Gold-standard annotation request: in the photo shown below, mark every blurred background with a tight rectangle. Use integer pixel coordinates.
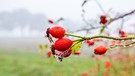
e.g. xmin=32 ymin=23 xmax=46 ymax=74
xmin=0 ymin=0 xmax=135 ymax=50
xmin=0 ymin=0 xmax=135 ymax=76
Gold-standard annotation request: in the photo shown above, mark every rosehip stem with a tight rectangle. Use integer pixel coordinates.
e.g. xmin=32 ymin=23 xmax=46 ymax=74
xmin=86 ymin=35 xmax=135 ymax=40
xmin=71 ymin=40 xmax=82 ymax=48
xmin=66 ymin=33 xmax=135 ymax=41
xmin=66 ymin=33 xmax=85 ymax=39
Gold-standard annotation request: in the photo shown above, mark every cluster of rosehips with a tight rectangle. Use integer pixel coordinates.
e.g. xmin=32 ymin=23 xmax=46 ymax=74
xmin=100 ymin=15 xmax=108 ymax=24
xmin=46 ymin=25 xmax=108 ymax=61
xmin=46 ymin=25 xmax=73 ymax=61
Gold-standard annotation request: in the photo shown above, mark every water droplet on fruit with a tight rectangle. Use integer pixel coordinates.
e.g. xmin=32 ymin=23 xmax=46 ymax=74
xmin=54 ymin=55 xmax=63 ymax=62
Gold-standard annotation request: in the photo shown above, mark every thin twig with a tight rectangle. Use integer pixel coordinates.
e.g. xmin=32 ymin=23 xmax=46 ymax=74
xmin=110 ymin=41 xmax=135 ymax=48
xmin=108 ymin=10 xmax=135 ymax=25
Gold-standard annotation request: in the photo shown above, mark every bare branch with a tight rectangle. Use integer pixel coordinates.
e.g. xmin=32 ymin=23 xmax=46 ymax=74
xmin=70 ymin=26 xmax=101 ymax=33
xmin=110 ymin=41 xmax=135 ymax=48
xmin=108 ymin=10 xmax=135 ymax=24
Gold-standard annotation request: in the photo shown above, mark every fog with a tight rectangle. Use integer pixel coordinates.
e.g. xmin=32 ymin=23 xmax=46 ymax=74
xmin=0 ymin=0 xmax=135 ymax=37
xmin=0 ymin=9 xmax=84 ymax=37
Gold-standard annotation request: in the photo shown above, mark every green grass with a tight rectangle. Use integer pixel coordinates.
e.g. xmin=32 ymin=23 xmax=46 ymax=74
xmin=1 ymin=48 xmax=135 ymax=76
xmin=0 ymin=49 xmax=96 ymax=76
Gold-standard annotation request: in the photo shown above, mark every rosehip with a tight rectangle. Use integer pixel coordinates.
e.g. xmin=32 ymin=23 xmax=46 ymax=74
xmin=100 ymin=19 xmax=108 ymax=24
xmin=85 ymin=40 xmax=94 ymax=46
xmin=105 ymin=60 xmax=112 ymax=69
xmin=100 ymin=15 xmax=108 ymax=24
xmin=55 ymin=49 xmax=72 ymax=58
xmin=121 ymin=34 xmax=128 ymax=38
xmin=119 ymin=29 xmax=128 ymax=38
xmin=48 ymin=19 xmax=54 ymax=24
xmin=100 ymin=15 xmax=107 ymax=20
xmin=94 ymin=45 xmax=107 ymax=55
xmin=54 ymin=38 xmax=73 ymax=51
xmin=74 ymin=51 xmax=80 ymax=55
xmin=49 ymin=26 xmax=65 ymax=38
xmin=82 ymin=71 xmax=89 ymax=76
xmin=119 ymin=29 xmax=125 ymax=35
xmin=47 ymin=51 xmax=52 ymax=57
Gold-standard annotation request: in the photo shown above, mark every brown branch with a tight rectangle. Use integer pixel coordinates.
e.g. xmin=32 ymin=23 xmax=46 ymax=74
xmin=108 ymin=10 xmax=135 ymax=24
xmin=82 ymin=0 xmax=87 ymax=6
xmin=70 ymin=26 xmax=101 ymax=33
xmin=75 ymin=9 xmax=135 ymax=33
xmin=77 ymin=0 xmax=135 ymax=33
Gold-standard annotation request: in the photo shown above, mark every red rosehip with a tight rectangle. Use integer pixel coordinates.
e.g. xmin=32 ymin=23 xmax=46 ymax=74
xmin=74 ymin=51 xmax=80 ymax=55
xmin=55 ymin=49 xmax=72 ymax=58
xmin=48 ymin=19 xmax=54 ymax=24
xmin=85 ymin=40 xmax=95 ymax=46
xmin=49 ymin=26 xmax=65 ymax=38
xmin=119 ymin=29 xmax=125 ymax=35
xmin=82 ymin=71 xmax=89 ymax=76
xmin=100 ymin=19 xmax=108 ymax=24
xmin=47 ymin=51 xmax=52 ymax=57
xmin=100 ymin=15 xmax=107 ymax=20
xmin=105 ymin=60 xmax=112 ymax=69
xmin=94 ymin=45 xmax=108 ymax=55
xmin=100 ymin=15 xmax=108 ymax=24
xmin=54 ymin=38 xmax=73 ymax=51
xmin=120 ymin=34 xmax=128 ymax=38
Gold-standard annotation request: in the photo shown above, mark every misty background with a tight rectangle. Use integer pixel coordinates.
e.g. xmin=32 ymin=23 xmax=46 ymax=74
xmin=0 ymin=9 xmax=83 ymax=37
xmin=0 ymin=0 xmax=135 ymax=38
xmin=0 ymin=0 xmax=135 ymax=51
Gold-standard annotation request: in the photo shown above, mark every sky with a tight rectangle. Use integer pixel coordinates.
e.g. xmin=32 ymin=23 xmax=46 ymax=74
xmin=0 ymin=0 xmax=135 ymax=21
